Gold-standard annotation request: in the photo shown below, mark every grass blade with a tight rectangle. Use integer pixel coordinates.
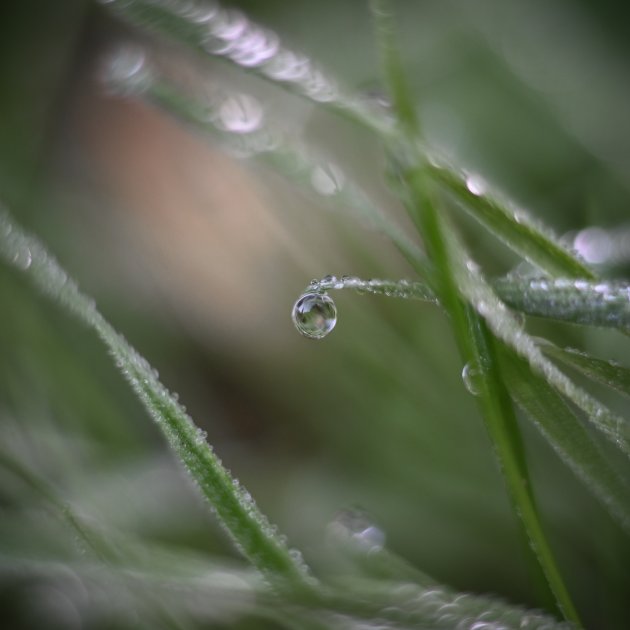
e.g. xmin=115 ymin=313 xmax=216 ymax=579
xmin=432 ymin=164 xmax=596 ymax=279
xmin=498 ymin=346 xmax=630 ymax=534
xmin=540 ymin=343 xmax=630 ymax=398
xmin=404 ymin=169 xmax=579 ymax=623
xmin=494 ymin=276 xmax=630 ymax=332
xmin=451 ymin=249 xmax=630 ymax=459
xmin=0 ymin=205 xmax=314 ymax=589
xmin=100 ymin=0 xmax=393 ymax=137
xmin=370 ymin=1 xmax=579 ymax=618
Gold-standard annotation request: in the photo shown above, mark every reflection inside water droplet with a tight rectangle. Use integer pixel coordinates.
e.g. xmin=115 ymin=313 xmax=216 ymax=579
xmin=292 ymin=292 xmax=337 ymax=339
xmin=462 ymin=362 xmax=482 ymax=396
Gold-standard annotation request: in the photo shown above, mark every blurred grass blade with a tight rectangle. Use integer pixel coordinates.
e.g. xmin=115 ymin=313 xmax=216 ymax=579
xmin=328 ymin=578 xmax=571 ymax=630
xmin=100 ymin=0 xmax=393 ymax=137
xmin=495 ymin=276 xmax=630 ymax=332
xmin=432 ymin=165 xmax=596 ymax=279
xmin=498 ymin=346 xmax=630 ymax=534
xmin=541 ymin=343 xmax=630 ymax=398
xmin=369 ymin=0 xmax=419 ymax=136
xmin=0 ymin=205 xmax=314 ymax=588
xmin=104 ymin=57 xmax=429 ymax=277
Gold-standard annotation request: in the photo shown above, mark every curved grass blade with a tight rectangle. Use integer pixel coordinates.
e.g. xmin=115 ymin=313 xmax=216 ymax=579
xmin=497 ymin=346 xmax=630 ymax=534
xmin=0 ymin=206 xmax=314 ymax=589
xmin=540 ymin=343 xmax=630 ymax=398
xmin=431 ymin=164 xmax=596 ymax=279
xmin=309 ymin=274 xmax=630 ymax=334
xmin=99 ymin=0 xmax=394 ymax=137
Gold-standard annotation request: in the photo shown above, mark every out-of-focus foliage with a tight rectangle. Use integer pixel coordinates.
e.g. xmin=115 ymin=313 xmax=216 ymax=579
xmin=1 ymin=1 xmax=630 ymax=628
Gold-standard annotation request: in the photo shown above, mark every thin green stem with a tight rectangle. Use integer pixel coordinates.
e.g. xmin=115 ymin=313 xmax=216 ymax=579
xmin=370 ymin=1 xmax=580 ymax=621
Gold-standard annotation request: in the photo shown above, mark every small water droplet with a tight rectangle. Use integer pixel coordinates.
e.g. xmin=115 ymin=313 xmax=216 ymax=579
xmin=327 ymin=508 xmax=386 ymax=553
xmin=12 ymin=246 xmax=32 ymax=270
xmin=573 ymin=227 xmax=612 ymax=264
xmin=217 ymin=94 xmax=263 ymax=134
xmin=292 ymin=292 xmax=337 ymax=340
xmin=462 ymin=362 xmax=482 ymax=396
xmin=465 ymin=174 xmax=486 ymax=196
xmin=311 ymin=163 xmax=345 ymax=196
xmin=102 ymin=45 xmax=151 ymax=95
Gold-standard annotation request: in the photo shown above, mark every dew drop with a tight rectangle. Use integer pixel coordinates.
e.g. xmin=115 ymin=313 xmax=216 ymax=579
xmin=217 ymin=93 xmax=263 ymax=134
xmin=465 ymin=174 xmax=487 ymax=196
xmin=327 ymin=508 xmax=386 ymax=553
xmin=462 ymin=362 xmax=482 ymax=396
xmin=12 ymin=246 xmax=32 ymax=270
xmin=311 ymin=163 xmax=345 ymax=196
xmin=102 ymin=45 xmax=150 ymax=95
xmin=291 ymin=292 xmax=337 ymax=340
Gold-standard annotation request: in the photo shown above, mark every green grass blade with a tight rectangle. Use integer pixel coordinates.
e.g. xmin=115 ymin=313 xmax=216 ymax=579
xmin=323 ymin=577 xmax=571 ymax=629
xmin=0 ymin=206 xmax=314 ymax=589
xmin=100 ymin=0 xmax=393 ymax=138
xmin=369 ymin=0 xmax=419 ymax=136
xmin=494 ymin=276 xmax=630 ymax=332
xmin=541 ymin=343 xmax=630 ymax=398
xmin=432 ymin=164 xmax=596 ymax=279
xmin=498 ymin=346 xmax=630 ymax=534
xmin=309 ymin=274 xmax=630 ymax=334
xmin=371 ymin=0 xmax=579 ymax=617
xmin=453 ymin=254 xmax=630 ymax=459
xmin=403 ymin=169 xmax=579 ymax=623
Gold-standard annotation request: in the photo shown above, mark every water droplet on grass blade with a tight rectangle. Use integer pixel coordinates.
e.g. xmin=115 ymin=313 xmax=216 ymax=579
xmin=292 ymin=292 xmax=337 ymax=339
xmin=217 ymin=94 xmax=263 ymax=134
xmin=462 ymin=362 xmax=482 ymax=396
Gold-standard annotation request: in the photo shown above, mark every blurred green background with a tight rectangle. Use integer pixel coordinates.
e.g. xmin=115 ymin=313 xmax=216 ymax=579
xmin=1 ymin=0 xmax=630 ymax=628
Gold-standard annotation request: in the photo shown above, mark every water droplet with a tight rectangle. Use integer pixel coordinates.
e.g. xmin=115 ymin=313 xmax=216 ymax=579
xmin=217 ymin=94 xmax=263 ymax=134
xmin=102 ymin=45 xmax=151 ymax=95
xmin=311 ymin=163 xmax=345 ymax=196
xmin=573 ymin=227 xmax=612 ymax=264
xmin=462 ymin=362 xmax=482 ymax=396
xmin=292 ymin=292 xmax=337 ymax=340
xmin=465 ymin=174 xmax=487 ymax=196
xmin=327 ymin=508 xmax=386 ymax=553
xmin=12 ymin=246 xmax=32 ymax=270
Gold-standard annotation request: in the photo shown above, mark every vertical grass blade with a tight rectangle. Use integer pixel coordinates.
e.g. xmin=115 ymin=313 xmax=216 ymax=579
xmin=370 ymin=1 xmax=580 ymax=620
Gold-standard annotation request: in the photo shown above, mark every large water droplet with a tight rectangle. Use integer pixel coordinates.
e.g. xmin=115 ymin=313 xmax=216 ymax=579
xmin=292 ymin=292 xmax=337 ymax=340
xmin=462 ymin=362 xmax=482 ymax=396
